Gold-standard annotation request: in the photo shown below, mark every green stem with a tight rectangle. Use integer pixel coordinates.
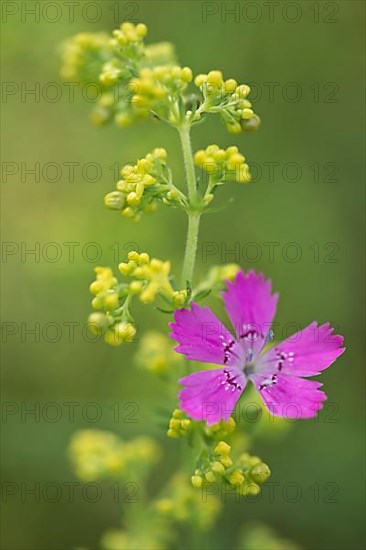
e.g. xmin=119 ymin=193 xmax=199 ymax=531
xmin=178 ymin=125 xmax=202 ymax=288
xmin=181 ymin=211 xmax=201 ymax=287
xmin=178 ymin=125 xmax=198 ymax=204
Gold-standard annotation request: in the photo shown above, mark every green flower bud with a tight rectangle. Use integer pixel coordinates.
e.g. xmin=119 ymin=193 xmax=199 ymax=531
xmin=88 ymin=312 xmax=109 ymax=334
xmin=241 ymin=114 xmax=261 ymax=132
xmin=250 ymin=462 xmax=271 ymax=484
xmin=104 ymin=191 xmax=125 ymax=210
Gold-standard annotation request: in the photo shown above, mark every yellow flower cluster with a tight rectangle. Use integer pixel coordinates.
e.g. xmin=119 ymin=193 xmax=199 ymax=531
xmin=131 ymin=65 xmax=193 ymax=116
xmin=167 ymin=409 xmax=191 ymax=438
xmin=88 ymin=266 xmax=136 ymax=346
xmin=68 ymin=430 xmax=123 ymax=480
xmin=60 ymin=32 xmax=110 ymax=82
xmin=194 ymin=144 xmax=251 ymax=184
xmin=99 ymin=23 xmax=148 ymax=86
xmin=119 ymin=251 xmax=187 ymax=306
xmin=105 ymin=148 xmax=180 ymax=222
xmin=111 ymin=21 xmax=147 ymax=48
xmin=195 ymin=70 xmax=240 ymax=95
xmin=154 ymin=473 xmax=222 ymax=531
xmin=194 ymin=70 xmax=260 ymax=133
xmin=191 ymin=441 xmax=270 ymax=496
xmin=204 ymin=417 xmax=236 ymax=439
xmin=89 ymin=267 xmax=119 ymax=310
xmin=135 ymin=331 xmax=183 ymax=375
xmin=103 ymin=322 xmax=136 ymax=346
xmin=69 ymin=430 xmax=160 ymax=482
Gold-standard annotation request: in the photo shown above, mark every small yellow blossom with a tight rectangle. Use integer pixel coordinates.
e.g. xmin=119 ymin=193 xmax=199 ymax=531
xmin=194 ymin=144 xmax=251 ymax=184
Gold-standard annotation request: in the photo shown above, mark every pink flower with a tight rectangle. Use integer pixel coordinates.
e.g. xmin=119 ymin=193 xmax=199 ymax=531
xmin=170 ymin=271 xmax=345 ymax=425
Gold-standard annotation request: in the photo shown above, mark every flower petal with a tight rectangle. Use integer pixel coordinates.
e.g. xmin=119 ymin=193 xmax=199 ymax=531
xmin=222 ymin=270 xmax=278 ymax=360
xmin=257 ymin=322 xmax=345 ymax=377
xmin=251 ymin=373 xmax=327 ymax=418
xmin=170 ymin=302 xmax=244 ymax=367
xmin=179 ymin=367 xmax=246 ymax=424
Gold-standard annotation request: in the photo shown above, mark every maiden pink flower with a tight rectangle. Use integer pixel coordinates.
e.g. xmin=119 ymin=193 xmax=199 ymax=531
xmin=170 ymin=271 xmax=345 ymax=425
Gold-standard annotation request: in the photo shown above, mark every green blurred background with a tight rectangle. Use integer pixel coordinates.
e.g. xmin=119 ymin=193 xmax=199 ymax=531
xmin=1 ymin=1 xmax=365 ymax=549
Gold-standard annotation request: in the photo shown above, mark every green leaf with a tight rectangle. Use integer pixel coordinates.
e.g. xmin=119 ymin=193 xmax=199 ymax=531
xmin=193 ymin=288 xmax=212 ymax=302
xmin=154 ymin=306 xmax=174 ymax=314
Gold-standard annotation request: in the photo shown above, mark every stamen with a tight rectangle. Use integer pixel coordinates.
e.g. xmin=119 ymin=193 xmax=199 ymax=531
xmin=223 ymin=369 xmax=242 ymax=391
xmin=259 ymin=374 xmax=277 ymax=391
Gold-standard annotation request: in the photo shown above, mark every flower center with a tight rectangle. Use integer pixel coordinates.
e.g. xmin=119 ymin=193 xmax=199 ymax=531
xmin=243 ymin=363 xmax=255 ymax=376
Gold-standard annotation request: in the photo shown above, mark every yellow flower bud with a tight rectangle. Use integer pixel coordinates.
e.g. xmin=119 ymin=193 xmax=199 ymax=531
xmin=191 ymin=475 xmax=203 ymax=489
xmin=229 ymin=152 xmax=245 ymax=165
xmin=205 ymin=471 xmax=216 ymax=483
xmin=138 ymin=252 xmax=150 ymax=265
xmin=207 ymin=70 xmax=223 ymax=86
xmin=194 ymin=150 xmax=206 ymax=166
xmin=136 ymin=23 xmax=147 ymax=37
xmin=224 ymin=79 xmax=237 ymax=93
xmin=141 ymin=174 xmax=156 ymax=186
xmin=169 ymin=419 xmax=181 ymax=430
xmin=89 ymin=280 xmax=105 ymax=295
xmin=211 ymin=461 xmax=226 ymax=475
xmin=220 ymin=456 xmax=233 ymax=468
xmin=227 ymin=122 xmax=242 ymax=134
xmin=140 ymin=288 xmax=156 ymax=303
xmin=241 ymin=482 xmax=260 ymax=497
xmin=226 ymin=146 xmax=238 ymax=156
xmin=173 ymin=290 xmax=187 ymax=307
xmin=228 ymin=469 xmax=245 ymax=486
xmin=91 ymin=295 xmax=104 ymax=310
xmin=214 ymin=441 xmax=231 ymax=456
xmin=103 ymin=291 xmax=119 ymax=310
xmin=114 ymin=322 xmax=136 ymax=342
xmin=129 ymin=281 xmax=143 ymax=294
xmin=137 ymin=158 xmax=151 ymax=172
xmin=122 ymin=207 xmax=135 ymax=218
xmin=153 ymin=148 xmax=167 ymax=160
xmin=150 ymin=258 xmax=163 ymax=272
xmin=118 ymin=262 xmax=131 ymax=275
xmin=236 ymin=84 xmax=251 ymax=98
xmin=241 ymin=108 xmax=254 ymax=120
xmin=194 ymin=74 xmax=207 ymax=87
xmin=213 ymin=149 xmax=226 ymax=162
xmin=104 ymin=329 xmax=120 ymax=346
xmin=88 ymin=312 xmax=108 ymax=334
xmin=127 ymin=251 xmax=140 ymax=262
xmin=181 ymin=67 xmax=193 ymax=82
xmin=126 ymin=192 xmax=140 ymax=206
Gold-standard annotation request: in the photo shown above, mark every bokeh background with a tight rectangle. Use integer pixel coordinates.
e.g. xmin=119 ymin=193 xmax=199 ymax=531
xmin=1 ymin=1 xmax=365 ymax=549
